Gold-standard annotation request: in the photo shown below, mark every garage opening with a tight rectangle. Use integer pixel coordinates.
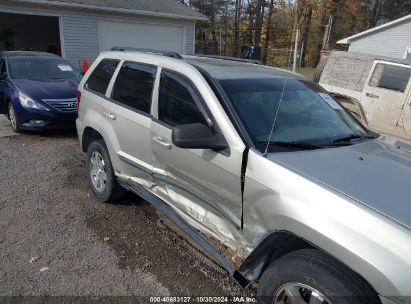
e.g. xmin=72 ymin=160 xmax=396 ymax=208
xmin=0 ymin=12 xmax=61 ymax=55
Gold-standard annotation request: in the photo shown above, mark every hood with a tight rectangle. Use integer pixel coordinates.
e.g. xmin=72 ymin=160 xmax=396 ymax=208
xmin=267 ymin=136 xmax=411 ymax=229
xmin=12 ymin=78 xmax=79 ymax=101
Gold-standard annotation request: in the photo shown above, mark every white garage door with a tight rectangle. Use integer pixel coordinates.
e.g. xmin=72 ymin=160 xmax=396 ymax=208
xmin=98 ymin=20 xmax=184 ymax=53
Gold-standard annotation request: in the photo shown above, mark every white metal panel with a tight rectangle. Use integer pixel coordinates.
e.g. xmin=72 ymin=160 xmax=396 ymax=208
xmin=404 ymin=46 xmax=411 ymax=60
xmin=98 ymin=20 xmax=184 ymax=53
xmin=348 ymin=19 xmax=411 ymax=59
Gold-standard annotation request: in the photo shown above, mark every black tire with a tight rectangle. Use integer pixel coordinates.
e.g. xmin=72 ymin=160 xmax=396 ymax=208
xmin=258 ymin=249 xmax=379 ymax=304
xmin=86 ymin=139 xmax=126 ymax=202
xmin=7 ymin=102 xmax=22 ymax=133
xmin=313 ymin=57 xmax=328 ymax=83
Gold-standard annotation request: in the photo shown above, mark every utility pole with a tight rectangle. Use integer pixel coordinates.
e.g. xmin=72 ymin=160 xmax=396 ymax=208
xmin=322 ymin=15 xmax=333 ymax=51
xmin=300 ymin=41 xmax=304 ymax=69
xmin=219 ymin=27 xmax=222 ymax=56
xmin=326 ymin=15 xmax=334 ymax=48
xmin=293 ymin=26 xmax=300 ymax=72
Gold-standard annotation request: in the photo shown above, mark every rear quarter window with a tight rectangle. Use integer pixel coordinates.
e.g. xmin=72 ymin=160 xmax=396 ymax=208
xmin=85 ymin=59 xmax=120 ymax=95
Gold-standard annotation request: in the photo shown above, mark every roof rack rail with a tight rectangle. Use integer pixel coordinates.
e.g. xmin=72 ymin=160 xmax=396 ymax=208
xmin=194 ymin=54 xmax=261 ymax=64
xmin=111 ymin=46 xmax=183 ymax=59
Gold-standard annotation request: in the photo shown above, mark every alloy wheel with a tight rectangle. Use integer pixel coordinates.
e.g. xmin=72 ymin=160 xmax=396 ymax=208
xmin=274 ymin=283 xmax=332 ymax=304
xmin=90 ymin=151 xmax=107 ymax=192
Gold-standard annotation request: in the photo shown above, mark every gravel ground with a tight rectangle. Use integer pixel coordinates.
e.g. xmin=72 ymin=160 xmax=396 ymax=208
xmin=0 ymin=130 xmax=253 ymax=301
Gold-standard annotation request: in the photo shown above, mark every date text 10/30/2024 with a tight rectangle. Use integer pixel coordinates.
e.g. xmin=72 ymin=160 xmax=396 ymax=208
xmin=149 ymin=296 xmax=257 ymax=303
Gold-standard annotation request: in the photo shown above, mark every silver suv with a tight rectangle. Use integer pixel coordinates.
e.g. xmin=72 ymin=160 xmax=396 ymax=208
xmin=77 ymin=48 xmax=411 ymax=304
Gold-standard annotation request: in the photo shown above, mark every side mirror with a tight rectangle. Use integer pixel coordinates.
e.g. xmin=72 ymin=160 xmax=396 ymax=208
xmin=172 ymin=123 xmax=228 ymax=151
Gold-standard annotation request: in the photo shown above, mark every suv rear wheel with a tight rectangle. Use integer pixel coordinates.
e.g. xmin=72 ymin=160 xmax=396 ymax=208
xmin=86 ymin=139 xmax=126 ymax=202
xmin=258 ymin=249 xmax=379 ymax=304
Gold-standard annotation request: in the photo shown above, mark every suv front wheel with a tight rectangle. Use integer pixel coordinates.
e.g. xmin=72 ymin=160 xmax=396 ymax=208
xmin=86 ymin=140 xmax=126 ymax=202
xmin=258 ymin=249 xmax=379 ymax=304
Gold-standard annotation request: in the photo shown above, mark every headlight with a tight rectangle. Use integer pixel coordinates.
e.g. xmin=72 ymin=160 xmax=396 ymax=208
xmin=18 ymin=91 xmax=49 ymax=111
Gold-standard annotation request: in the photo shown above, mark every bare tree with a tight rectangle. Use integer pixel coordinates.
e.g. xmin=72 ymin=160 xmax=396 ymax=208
xmin=246 ymin=0 xmax=255 ymax=44
xmin=299 ymin=0 xmax=313 ymax=67
xmin=254 ymin=0 xmax=265 ymax=46
xmin=210 ymin=0 xmax=218 ymax=54
xmin=233 ymin=0 xmax=243 ymax=56
xmin=262 ymin=0 xmax=275 ymax=64
xmin=186 ymin=0 xmax=401 ymax=67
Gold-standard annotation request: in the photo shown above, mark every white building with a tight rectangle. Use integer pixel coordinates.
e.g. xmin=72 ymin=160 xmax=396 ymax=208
xmin=338 ymin=14 xmax=411 ymax=60
xmin=0 ymin=0 xmax=206 ymax=70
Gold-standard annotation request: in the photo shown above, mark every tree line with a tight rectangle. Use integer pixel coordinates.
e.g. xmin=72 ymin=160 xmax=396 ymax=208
xmin=178 ymin=0 xmax=411 ymax=68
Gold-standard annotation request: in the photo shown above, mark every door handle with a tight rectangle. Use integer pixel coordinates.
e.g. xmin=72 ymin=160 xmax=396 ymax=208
xmin=152 ymin=136 xmax=171 ymax=149
xmin=102 ymin=111 xmax=116 ymax=120
xmin=366 ymin=92 xmax=379 ymax=99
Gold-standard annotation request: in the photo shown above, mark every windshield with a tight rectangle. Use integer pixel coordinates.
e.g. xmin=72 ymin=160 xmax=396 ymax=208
xmin=8 ymin=57 xmax=79 ymax=81
xmin=219 ymin=78 xmax=371 ymax=152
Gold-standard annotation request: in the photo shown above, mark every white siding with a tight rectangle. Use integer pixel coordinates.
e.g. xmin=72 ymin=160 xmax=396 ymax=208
xmin=185 ymin=22 xmax=195 ymax=54
xmin=60 ymin=14 xmax=100 ymax=70
xmin=0 ymin=1 xmax=196 ymax=70
xmin=349 ymin=19 xmax=411 ymax=59
xmin=98 ymin=20 xmax=184 ymax=53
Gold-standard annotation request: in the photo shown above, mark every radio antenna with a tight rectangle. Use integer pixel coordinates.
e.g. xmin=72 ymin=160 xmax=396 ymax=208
xmin=264 ymin=78 xmax=287 ymax=157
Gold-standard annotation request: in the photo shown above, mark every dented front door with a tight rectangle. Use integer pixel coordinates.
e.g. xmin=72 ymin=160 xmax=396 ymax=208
xmin=361 ymin=61 xmax=411 ymax=137
xmin=150 ymin=69 xmax=244 ymax=246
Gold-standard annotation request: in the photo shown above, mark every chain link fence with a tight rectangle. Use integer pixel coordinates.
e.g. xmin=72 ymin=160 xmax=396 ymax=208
xmin=195 ymin=32 xmax=317 ymax=79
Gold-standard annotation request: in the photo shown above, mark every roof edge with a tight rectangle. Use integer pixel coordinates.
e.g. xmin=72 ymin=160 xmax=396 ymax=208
xmin=10 ymin=0 xmax=208 ymax=21
xmin=337 ymin=14 xmax=411 ymax=44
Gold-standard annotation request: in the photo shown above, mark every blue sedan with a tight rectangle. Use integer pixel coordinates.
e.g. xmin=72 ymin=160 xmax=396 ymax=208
xmin=0 ymin=51 xmax=82 ymax=132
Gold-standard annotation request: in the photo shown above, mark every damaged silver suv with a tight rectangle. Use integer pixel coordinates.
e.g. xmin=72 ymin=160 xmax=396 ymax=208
xmin=77 ymin=48 xmax=411 ymax=304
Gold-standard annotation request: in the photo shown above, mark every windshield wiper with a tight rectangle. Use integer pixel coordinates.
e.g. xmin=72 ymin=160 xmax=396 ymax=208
xmin=257 ymin=140 xmax=323 ymax=150
xmin=332 ymin=133 xmax=376 ymax=143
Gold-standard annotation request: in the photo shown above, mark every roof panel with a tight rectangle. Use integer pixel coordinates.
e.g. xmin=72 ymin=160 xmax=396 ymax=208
xmin=182 ymin=56 xmax=304 ymax=80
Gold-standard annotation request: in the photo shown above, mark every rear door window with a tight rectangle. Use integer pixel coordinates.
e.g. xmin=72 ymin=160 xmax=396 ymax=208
xmin=369 ymin=63 xmax=411 ymax=92
xmin=112 ymin=62 xmax=157 ymax=114
xmin=85 ymin=59 xmax=120 ymax=95
xmin=158 ymin=70 xmax=208 ymax=127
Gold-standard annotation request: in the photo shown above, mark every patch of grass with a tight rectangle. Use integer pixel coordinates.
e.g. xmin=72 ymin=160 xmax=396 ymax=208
xmin=296 ymin=68 xmax=316 ymax=79
xmin=281 ymin=67 xmax=316 ymax=79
